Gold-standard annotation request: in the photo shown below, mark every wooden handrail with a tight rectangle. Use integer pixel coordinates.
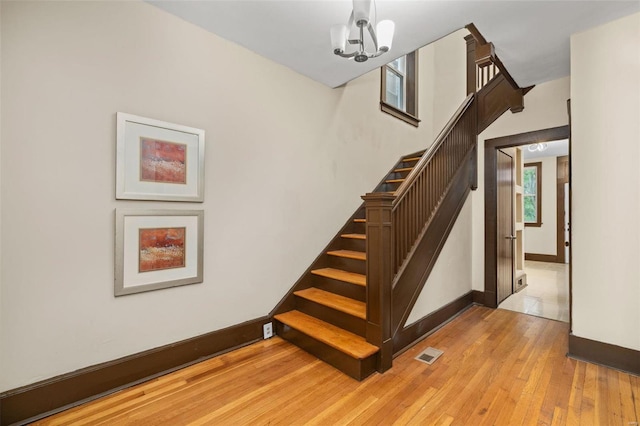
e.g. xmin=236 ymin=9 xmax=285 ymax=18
xmin=389 ymin=95 xmax=477 ymax=274
xmin=393 ymin=93 xmax=475 ymax=203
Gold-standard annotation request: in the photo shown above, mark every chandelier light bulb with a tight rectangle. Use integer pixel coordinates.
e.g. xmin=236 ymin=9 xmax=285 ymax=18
xmin=353 ymin=0 xmax=372 ymax=27
xmin=376 ymin=20 xmax=395 ymax=51
xmin=330 ymin=24 xmax=348 ymax=53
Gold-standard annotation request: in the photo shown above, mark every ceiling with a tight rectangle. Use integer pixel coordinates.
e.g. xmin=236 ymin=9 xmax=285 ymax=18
xmin=148 ymin=1 xmax=640 ymax=89
xmin=522 ymin=139 xmax=568 ymax=160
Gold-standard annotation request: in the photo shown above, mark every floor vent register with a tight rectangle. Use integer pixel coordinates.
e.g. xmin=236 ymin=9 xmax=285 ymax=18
xmin=415 ymin=347 xmax=444 ymax=365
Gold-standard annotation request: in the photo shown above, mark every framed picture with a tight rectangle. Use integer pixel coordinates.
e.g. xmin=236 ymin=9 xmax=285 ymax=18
xmin=116 ymin=113 xmax=205 ymax=202
xmin=115 ymin=209 xmax=204 ymax=296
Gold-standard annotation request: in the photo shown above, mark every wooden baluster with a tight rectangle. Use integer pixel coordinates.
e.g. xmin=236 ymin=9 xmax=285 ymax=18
xmin=362 ymin=192 xmax=395 ymax=372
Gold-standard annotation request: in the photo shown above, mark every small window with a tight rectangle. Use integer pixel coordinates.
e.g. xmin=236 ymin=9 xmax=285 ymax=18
xmin=380 ymin=51 xmax=420 ymax=127
xmin=523 ymin=162 xmax=542 ymax=227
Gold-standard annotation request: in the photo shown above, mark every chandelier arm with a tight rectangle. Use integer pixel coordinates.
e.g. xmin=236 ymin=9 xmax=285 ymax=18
xmin=334 ymin=50 xmax=358 ymax=59
xmin=367 ymin=22 xmax=379 ymax=53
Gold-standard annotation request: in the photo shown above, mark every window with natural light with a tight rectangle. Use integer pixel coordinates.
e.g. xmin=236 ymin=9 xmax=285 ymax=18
xmin=385 ymin=56 xmax=405 ymax=110
xmin=523 ymin=162 xmax=542 ymax=227
xmin=380 ymin=51 xmax=419 ymax=127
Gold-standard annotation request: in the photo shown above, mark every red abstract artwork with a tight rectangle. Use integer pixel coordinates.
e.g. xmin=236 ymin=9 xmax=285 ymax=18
xmin=139 ymin=227 xmax=186 ymax=272
xmin=140 ymin=138 xmax=186 ymax=184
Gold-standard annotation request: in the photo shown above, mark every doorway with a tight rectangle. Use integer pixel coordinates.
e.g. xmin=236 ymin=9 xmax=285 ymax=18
xmin=483 ymin=126 xmax=570 ymax=310
xmin=496 ymin=149 xmax=514 ymax=304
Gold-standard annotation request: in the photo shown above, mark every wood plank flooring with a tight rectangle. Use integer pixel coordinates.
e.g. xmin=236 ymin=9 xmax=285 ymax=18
xmin=33 ymin=306 xmax=639 ymax=425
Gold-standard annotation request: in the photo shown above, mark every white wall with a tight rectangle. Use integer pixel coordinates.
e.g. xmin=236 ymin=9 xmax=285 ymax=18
xmin=471 ymin=77 xmax=571 ymax=291
xmin=432 ymin=31 xmax=468 ymax=136
xmin=0 ymin=2 xmax=469 ymax=391
xmin=571 ymin=12 xmax=640 ymax=350
xmin=524 ymin=155 xmax=557 ymax=255
xmin=407 ymin=195 xmax=472 ymax=324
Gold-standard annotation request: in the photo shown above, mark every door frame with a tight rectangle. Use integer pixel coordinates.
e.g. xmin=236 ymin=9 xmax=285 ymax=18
xmin=556 ymin=155 xmax=570 ymax=264
xmin=484 ymin=125 xmax=570 ymax=308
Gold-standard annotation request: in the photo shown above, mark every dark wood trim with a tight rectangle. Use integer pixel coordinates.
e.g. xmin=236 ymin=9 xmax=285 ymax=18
xmin=465 ymin=34 xmax=476 ymax=95
xmin=380 ymin=51 xmax=420 ymax=127
xmin=484 ymin=126 xmax=570 ymax=308
xmin=567 ymin=99 xmax=573 ymax=332
xmin=0 ymin=317 xmax=268 ymax=425
xmin=465 ymin=23 xmax=488 ymax=45
xmin=465 ymin=23 xmax=520 ymax=91
xmin=362 ymin=192 xmax=395 ymax=373
xmin=393 ymin=291 xmax=474 ymax=355
xmin=476 ymin=74 xmax=525 ymax=133
xmin=472 ymin=290 xmax=485 ymax=305
xmin=485 ymin=126 xmax=569 ymax=148
xmin=380 ymin=102 xmax=420 ymax=127
xmin=406 ymin=50 xmax=419 ymax=118
xmin=523 ymin=161 xmax=542 ymax=227
xmin=489 ymin=54 xmax=521 ymax=92
xmin=524 ymin=253 xmax=561 ymax=263
xmin=556 ymin=155 xmax=569 ymax=264
xmin=568 ymin=334 xmax=640 ymax=376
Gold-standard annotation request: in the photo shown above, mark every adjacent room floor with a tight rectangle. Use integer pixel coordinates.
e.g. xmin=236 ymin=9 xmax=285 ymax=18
xmin=34 ymin=306 xmax=638 ymax=425
xmin=499 ymin=260 xmax=570 ymax=322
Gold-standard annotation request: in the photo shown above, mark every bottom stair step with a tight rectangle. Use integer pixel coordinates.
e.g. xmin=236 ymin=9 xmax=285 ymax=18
xmin=274 ymin=310 xmax=379 ymax=380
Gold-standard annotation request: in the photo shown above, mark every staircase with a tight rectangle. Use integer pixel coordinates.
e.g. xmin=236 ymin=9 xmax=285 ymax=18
xmin=273 ymin=152 xmax=425 ymax=380
xmin=273 ymin=29 xmax=529 ymax=381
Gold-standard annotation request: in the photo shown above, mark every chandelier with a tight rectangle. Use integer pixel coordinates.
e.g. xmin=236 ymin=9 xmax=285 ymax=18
xmin=330 ymin=0 xmax=395 ymax=63
xmin=528 ymin=142 xmax=548 ymax=153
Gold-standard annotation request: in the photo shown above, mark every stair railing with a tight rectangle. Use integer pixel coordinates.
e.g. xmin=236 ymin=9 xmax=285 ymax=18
xmin=362 ymin=94 xmax=477 ymax=372
xmin=391 ymin=94 xmax=476 ymax=273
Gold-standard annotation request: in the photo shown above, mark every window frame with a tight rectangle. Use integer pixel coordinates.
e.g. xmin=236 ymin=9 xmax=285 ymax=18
xmin=523 ymin=162 xmax=542 ymax=227
xmin=380 ymin=50 xmax=420 ymax=127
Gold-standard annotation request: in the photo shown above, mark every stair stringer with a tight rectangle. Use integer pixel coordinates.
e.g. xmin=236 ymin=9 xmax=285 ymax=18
xmin=269 ymin=148 xmax=426 ymax=318
xmin=390 ymin=146 xmax=477 ymax=353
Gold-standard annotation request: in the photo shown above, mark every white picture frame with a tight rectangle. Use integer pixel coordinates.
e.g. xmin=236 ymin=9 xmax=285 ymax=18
xmin=116 ymin=113 xmax=205 ymax=202
xmin=115 ymin=209 xmax=204 ymax=296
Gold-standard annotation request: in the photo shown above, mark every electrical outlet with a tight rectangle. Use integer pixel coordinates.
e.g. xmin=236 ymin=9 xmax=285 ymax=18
xmin=263 ymin=322 xmax=273 ymax=339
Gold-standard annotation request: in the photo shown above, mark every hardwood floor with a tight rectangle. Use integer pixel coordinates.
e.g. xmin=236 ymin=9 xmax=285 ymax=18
xmin=33 ymin=306 xmax=639 ymax=425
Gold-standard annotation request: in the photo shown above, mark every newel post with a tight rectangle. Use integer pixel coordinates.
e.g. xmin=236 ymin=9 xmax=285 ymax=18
xmin=465 ymin=34 xmax=477 ymax=95
xmin=361 ymin=192 xmax=394 ymax=372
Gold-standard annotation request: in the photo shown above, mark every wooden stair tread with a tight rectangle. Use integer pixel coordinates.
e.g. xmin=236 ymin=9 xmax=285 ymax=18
xmin=353 ymin=218 xmax=366 ymax=223
xmin=393 ymin=167 xmax=413 ymax=173
xmin=327 ymin=250 xmax=366 ymax=261
xmin=403 ymin=156 xmax=422 ymax=162
xmin=341 ymin=233 xmax=366 ymax=240
xmin=385 ymin=178 xmax=405 ymax=184
xmin=274 ymin=310 xmax=378 ymax=359
xmin=310 ymin=268 xmax=366 ymax=287
xmin=294 ymin=288 xmax=366 ymax=319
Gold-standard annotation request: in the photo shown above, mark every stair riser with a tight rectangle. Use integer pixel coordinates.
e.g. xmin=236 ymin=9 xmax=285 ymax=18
xmin=400 ymin=160 xmax=420 ymax=168
xmin=351 ymin=222 xmax=366 ymax=234
xmin=275 ymin=322 xmax=377 ymax=381
xmin=339 ymin=238 xmax=366 ymax=252
xmin=327 ymin=257 xmax=366 ymax=275
xmin=294 ymin=297 xmax=366 ymax=337
xmin=310 ymin=275 xmax=365 ymax=302
xmin=380 ymin=182 xmax=400 ymax=193
xmin=391 ymin=170 xmax=412 ymax=179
